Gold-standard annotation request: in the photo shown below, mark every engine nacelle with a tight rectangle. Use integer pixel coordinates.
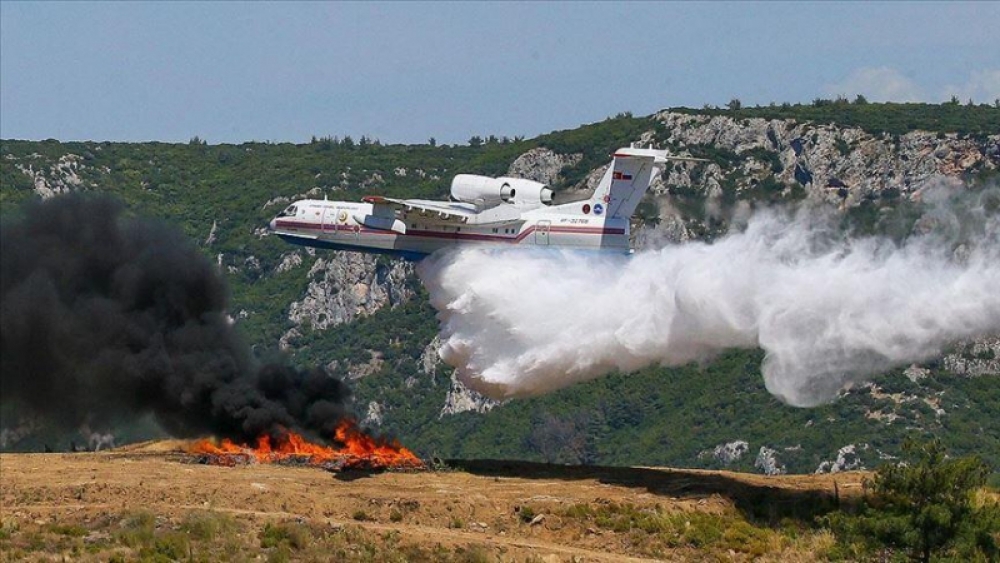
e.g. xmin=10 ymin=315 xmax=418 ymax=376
xmin=451 ymin=174 xmax=553 ymax=207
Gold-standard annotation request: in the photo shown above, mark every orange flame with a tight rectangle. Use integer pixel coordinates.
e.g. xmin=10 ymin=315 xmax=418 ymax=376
xmin=188 ymin=419 xmax=424 ymax=471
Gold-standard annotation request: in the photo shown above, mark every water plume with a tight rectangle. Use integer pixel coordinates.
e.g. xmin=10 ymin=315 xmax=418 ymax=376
xmin=418 ymin=186 xmax=1000 ymax=407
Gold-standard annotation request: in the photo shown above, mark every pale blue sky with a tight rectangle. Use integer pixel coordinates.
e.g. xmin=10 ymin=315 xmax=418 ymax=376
xmin=2 ymin=1 xmax=998 ymax=144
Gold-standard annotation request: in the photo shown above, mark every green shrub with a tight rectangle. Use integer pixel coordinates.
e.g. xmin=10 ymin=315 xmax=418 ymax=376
xmin=181 ymin=510 xmax=236 ymax=541
xmin=259 ymin=522 xmax=312 ymax=550
xmin=116 ymin=510 xmax=156 ymax=548
xmin=835 ymin=138 xmax=851 ymax=157
xmin=517 ymin=505 xmax=536 ymax=524
xmin=827 ymin=438 xmax=999 ymax=562
xmin=47 ymin=523 xmax=88 ymax=537
xmin=124 ymin=510 xmax=156 ymax=531
xmin=266 ymin=544 xmax=291 ymax=563
xmin=140 ymin=531 xmax=189 ymax=561
xmin=988 ymin=474 xmax=1000 ymax=489
xmin=0 ymin=520 xmax=16 ymax=541
xmin=456 ymin=544 xmax=493 ymax=563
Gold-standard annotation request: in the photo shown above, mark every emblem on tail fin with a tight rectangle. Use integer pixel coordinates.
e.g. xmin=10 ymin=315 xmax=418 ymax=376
xmin=590 ymin=145 xmax=707 ymax=220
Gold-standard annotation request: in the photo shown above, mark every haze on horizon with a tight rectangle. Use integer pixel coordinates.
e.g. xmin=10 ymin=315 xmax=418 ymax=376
xmin=2 ymin=1 xmax=998 ymax=145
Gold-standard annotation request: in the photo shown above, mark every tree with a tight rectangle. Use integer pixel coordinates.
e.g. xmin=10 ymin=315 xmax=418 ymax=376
xmin=727 ymin=98 xmax=742 ymax=111
xmin=468 ymin=136 xmax=483 ymax=147
xmin=635 ymin=197 xmax=661 ymax=227
xmin=829 ymin=438 xmax=999 ymax=562
xmin=525 ymin=411 xmax=590 ymax=464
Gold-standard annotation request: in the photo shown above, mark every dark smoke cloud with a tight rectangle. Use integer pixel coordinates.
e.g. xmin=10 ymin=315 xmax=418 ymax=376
xmin=0 ymin=194 xmax=351 ymax=443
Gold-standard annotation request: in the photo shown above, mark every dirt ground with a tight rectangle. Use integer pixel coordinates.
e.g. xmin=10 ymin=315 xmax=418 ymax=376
xmin=0 ymin=443 xmax=866 ymax=562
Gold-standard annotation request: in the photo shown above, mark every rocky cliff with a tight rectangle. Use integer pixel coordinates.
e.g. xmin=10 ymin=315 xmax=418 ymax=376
xmin=282 ymin=253 xmax=413 ymax=349
xmin=650 ymin=110 xmax=998 ymax=206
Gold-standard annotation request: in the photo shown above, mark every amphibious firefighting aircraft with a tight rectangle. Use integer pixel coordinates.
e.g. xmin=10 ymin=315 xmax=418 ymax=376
xmin=269 ymin=145 xmax=700 ymax=260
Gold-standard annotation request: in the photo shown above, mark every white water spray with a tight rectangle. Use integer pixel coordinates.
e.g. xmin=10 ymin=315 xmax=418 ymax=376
xmin=418 ymin=187 xmax=1000 ymax=407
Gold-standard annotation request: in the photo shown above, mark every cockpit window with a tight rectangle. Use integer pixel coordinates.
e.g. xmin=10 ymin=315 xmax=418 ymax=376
xmin=278 ymin=205 xmax=298 ymax=217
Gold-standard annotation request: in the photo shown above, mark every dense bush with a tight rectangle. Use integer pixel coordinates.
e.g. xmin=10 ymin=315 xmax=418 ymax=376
xmin=828 ymin=439 xmax=999 ymax=562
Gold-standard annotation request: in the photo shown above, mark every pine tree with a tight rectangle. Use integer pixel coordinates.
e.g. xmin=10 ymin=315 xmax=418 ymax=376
xmin=829 ymin=438 xmax=998 ymax=562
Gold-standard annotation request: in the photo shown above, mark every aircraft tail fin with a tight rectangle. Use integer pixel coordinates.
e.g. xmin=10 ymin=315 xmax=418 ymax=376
xmin=589 ymin=146 xmax=680 ymax=219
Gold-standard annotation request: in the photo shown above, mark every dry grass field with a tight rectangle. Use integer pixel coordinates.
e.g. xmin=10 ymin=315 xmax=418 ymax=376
xmin=0 ymin=443 xmax=868 ymax=562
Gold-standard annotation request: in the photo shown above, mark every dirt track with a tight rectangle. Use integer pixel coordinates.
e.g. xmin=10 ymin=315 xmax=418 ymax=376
xmin=0 ymin=445 xmax=865 ymax=561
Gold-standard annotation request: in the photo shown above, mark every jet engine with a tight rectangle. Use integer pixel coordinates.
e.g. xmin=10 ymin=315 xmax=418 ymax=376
xmin=451 ymin=174 xmax=553 ymax=207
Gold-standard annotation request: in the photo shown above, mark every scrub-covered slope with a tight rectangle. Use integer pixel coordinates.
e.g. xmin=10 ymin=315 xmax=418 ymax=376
xmin=2 ymin=102 xmax=998 ymax=476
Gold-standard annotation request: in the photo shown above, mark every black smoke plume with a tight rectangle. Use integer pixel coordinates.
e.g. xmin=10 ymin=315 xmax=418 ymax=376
xmin=0 ymin=194 xmax=351 ymax=443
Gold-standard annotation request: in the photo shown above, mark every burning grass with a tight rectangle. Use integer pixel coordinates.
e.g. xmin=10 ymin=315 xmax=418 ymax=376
xmin=186 ymin=419 xmax=425 ymax=472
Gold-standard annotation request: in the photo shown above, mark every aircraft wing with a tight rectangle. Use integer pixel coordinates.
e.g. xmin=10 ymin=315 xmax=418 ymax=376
xmin=363 ymin=196 xmax=473 ymax=224
xmin=362 ymin=196 xmax=522 ymax=226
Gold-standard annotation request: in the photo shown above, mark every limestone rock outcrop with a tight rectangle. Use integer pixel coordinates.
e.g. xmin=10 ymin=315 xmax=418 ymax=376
xmin=286 ymin=253 xmax=413 ymax=331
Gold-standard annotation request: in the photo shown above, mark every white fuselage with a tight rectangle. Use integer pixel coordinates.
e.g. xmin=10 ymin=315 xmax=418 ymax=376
xmin=269 ymin=199 xmax=630 ymax=260
xmin=269 ymin=146 xmax=679 ymax=260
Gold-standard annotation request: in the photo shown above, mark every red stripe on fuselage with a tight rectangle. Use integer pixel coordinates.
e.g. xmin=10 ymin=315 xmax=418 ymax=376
xmin=274 ymin=220 xmax=624 ymax=241
xmin=550 ymin=226 xmax=626 ymax=235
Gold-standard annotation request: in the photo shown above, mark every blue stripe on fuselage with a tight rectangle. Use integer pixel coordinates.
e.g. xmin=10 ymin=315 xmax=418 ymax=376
xmin=276 ymin=234 xmax=633 ymax=261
